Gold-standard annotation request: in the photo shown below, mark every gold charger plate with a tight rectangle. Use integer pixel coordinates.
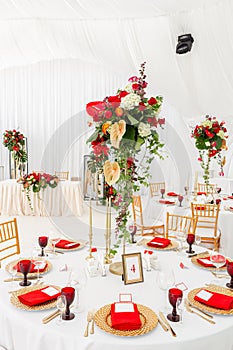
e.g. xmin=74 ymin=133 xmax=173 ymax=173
xmin=49 ymin=239 xmax=85 ymax=252
xmin=10 ymin=284 xmax=60 ymax=311
xmin=188 ymin=285 xmax=233 ymax=315
xmin=6 ymin=258 xmax=52 ymax=278
xmin=191 ymin=253 xmax=228 ymax=272
xmin=144 ymin=239 xmax=178 ymax=251
xmin=94 ymin=303 xmax=158 ymax=336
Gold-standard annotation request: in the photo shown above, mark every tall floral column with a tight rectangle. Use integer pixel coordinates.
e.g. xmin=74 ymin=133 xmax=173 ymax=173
xmin=191 ymin=115 xmax=227 ymax=185
xmin=86 ymin=62 xmax=165 ymax=254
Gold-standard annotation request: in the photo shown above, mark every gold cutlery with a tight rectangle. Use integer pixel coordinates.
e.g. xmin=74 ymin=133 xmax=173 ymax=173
xmin=42 ymin=310 xmax=60 ymax=324
xmin=185 ymin=300 xmax=215 ymax=324
xmin=159 ymin=311 xmax=177 ymax=337
xmin=211 ymin=271 xmax=228 ymax=278
xmin=90 ymin=311 xmax=95 ymax=334
xmin=186 ymin=300 xmax=213 ymax=319
xmin=187 ymin=251 xmax=209 ymax=258
xmin=4 ymin=276 xmax=42 ymax=282
xmin=84 ymin=311 xmax=93 ymax=337
xmin=8 ymin=281 xmax=44 ymax=294
xmin=158 ymin=317 xmax=169 ymax=332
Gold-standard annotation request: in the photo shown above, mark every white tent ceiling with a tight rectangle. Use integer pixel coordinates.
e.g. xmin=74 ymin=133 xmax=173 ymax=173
xmin=0 ymin=0 xmax=233 ymax=182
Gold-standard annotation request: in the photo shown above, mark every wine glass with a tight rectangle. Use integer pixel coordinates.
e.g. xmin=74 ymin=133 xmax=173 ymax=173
xmin=160 ymin=188 xmax=165 ymax=199
xmin=195 ymin=234 xmax=201 ymax=246
xmin=167 ymin=288 xmax=183 ymax=322
xmin=184 ymin=186 xmax=189 ymax=196
xmin=61 ymin=287 xmax=75 ymax=320
xmin=50 ymin=237 xmax=60 ymax=257
xmin=186 ymin=234 xmax=195 ymax=254
xmin=19 ymin=259 xmax=32 ymax=286
xmin=178 ymin=195 xmax=184 ymax=207
xmin=176 ymin=297 xmax=185 ymax=324
xmin=38 ymin=236 xmax=48 ymax=257
xmin=216 ymin=187 xmax=221 ymax=194
xmin=128 ymin=222 xmax=137 ymax=244
xmin=226 ymin=261 xmax=233 ymax=289
xmin=176 ymin=231 xmax=185 ymax=254
xmin=210 ymin=248 xmax=226 ymax=283
xmin=56 ymin=295 xmax=67 ymax=325
xmin=33 ymin=258 xmax=44 ymax=283
xmin=9 ymin=264 xmax=18 ymax=287
xmin=157 ymin=268 xmax=175 ymax=311
xmin=69 ymin=269 xmax=87 ymax=313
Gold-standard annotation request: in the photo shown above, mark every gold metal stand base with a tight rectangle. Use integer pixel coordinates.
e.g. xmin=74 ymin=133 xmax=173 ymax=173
xmin=109 ymin=261 xmax=123 ymax=276
xmin=104 ymin=256 xmax=112 ymax=264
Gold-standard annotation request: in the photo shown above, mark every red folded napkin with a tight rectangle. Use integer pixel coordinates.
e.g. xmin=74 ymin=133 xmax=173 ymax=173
xmin=15 ymin=261 xmax=48 ymax=273
xmin=110 ymin=303 xmax=142 ymax=331
xmin=55 ymin=239 xmax=80 ymax=249
xmin=228 ymin=196 xmax=233 ymax=199
xmin=167 ymin=192 xmax=179 ymax=197
xmin=147 ymin=237 xmax=171 ymax=248
xmin=196 ymin=256 xmax=226 ymax=268
xmin=194 ymin=289 xmax=233 ymax=310
xmin=159 ymin=200 xmax=175 ymax=205
xmin=18 ymin=286 xmax=61 ymax=306
xmin=197 ymin=192 xmax=206 ymax=196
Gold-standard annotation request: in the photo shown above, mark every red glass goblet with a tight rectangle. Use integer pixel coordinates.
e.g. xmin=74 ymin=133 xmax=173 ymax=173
xmin=61 ymin=287 xmax=75 ymax=320
xmin=167 ymin=288 xmax=183 ymax=322
xmin=186 ymin=234 xmax=195 ymax=254
xmin=19 ymin=259 xmax=32 ymax=286
xmin=226 ymin=261 xmax=233 ymax=289
xmin=178 ymin=195 xmax=184 ymax=207
xmin=160 ymin=188 xmax=165 ymax=199
xmin=38 ymin=236 xmax=48 ymax=256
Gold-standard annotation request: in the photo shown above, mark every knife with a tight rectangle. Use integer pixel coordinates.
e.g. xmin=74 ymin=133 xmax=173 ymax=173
xmin=159 ymin=311 xmax=177 ymax=337
xmin=158 ymin=317 xmax=169 ymax=332
xmin=186 ymin=301 xmax=213 ymax=319
xmin=42 ymin=310 xmax=60 ymax=324
xmin=185 ymin=301 xmax=215 ymax=324
xmin=188 ymin=251 xmax=209 ymax=258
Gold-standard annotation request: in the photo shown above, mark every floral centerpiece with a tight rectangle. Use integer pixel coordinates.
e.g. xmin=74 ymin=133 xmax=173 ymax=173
xmin=86 ymin=62 xmax=165 ymax=254
xmin=3 ymin=129 xmax=27 ymax=163
xmin=17 ymin=172 xmax=59 ymax=209
xmin=191 ymin=115 xmax=227 ymax=185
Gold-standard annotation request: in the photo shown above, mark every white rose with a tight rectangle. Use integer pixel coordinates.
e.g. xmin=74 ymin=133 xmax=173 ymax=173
xmin=205 ymin=141 xmax=210 ymax=147
xmin=120 ymin=93 xmax=141 ymax=110
xmin=138 ymin=122 xmax=151 ymax=137
xmin=217 ymin=130 xmax=225 ymax=139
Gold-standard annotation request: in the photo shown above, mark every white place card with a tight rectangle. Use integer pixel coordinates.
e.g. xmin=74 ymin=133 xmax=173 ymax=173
xmin=115 ymin=302 xmax=134 ymax=313
xmin=198 ymin=258 xmax=213 ymax=264
xmin=41 ymin=286 xmax=59 ymax=296
xmin=196 ymin=290 xmax=213 ymax=301
xmin=151 ymin=242 xmax=163 ymax=246
xmin=64 ymin=242 xmax=78 ymax=248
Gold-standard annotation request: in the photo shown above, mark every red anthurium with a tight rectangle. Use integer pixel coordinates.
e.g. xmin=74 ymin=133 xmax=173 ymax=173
xmin=86 ymin=101 xmax=106 ymax=117
xmin=107 ymin=95 xmax=121 ymax=108
xmin=119 ymin=90 xmax=129 ymax=98
xmin=209 ymin=149 xmax=218 ymax=157
xmin=128 ymin=76 xmax=138 ymax=82
xmin=205 ymin=129 xmax=215 ymax=138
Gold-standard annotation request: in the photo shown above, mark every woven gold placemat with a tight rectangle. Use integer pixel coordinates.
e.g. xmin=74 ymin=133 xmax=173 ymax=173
xmin=10 ymin=284 xmax=60 ymax=311
xmin=144 ymin=239 xmax=179 ymax=251
xmin=49 ymin=239 xmax=86 ymax=252
xmin=191 ymin=253 xmax=227 ymax=272
xmin=94 ymin=303 xmax=158 ymax=336
xmin=6 ymin=258 xmax=52 ymax=278
xmin=188 ymin=285 xmax=233 ymax=315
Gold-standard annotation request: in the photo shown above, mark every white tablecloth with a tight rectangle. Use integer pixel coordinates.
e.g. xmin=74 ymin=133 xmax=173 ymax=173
xmin=0 ymin=180 xmax=84 ymax=216
xmin=0 ymin=233 xmax=233 ymax=350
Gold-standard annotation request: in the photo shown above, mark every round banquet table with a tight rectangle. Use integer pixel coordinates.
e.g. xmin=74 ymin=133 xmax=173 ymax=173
xmin=0 ymin=180 xmax=84 ymax=216
xmin=0 ymin=241 xmax=233 ymax=350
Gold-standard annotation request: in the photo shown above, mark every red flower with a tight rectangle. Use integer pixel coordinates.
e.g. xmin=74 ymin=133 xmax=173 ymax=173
xmin=209 ymin=149 xmax=218 ymax=157
xmin=13 ymin=145 xmax=19 ymax=151
xmin=104 ymin=110 xmax=112 ymax=119
xmin=147 ymin=117 xmax=158 ymax=127
xmin=127 ymin=157 xmax=134 ymax=168
xmin=141 ymin=81 xmax=148 ymax=88
xmin=119 ymin=90 xmax=129 ymax=98
xmin=115 ymin=107 xmax=124 ymax=117
xmin=138 ymin=102 xmax=146 ymax=111
xmin=91 ymin=135 xmax=105 ymax=148
xmin=93 ymin=144 xmax=109 ymax=157
xmin=107 ymin=95 xmax=121 ymax=108
xmin=86 ymin=101 xmax=106 ymax=117
xmin=128 ymin=76 xmax=138 ymax=82
xmin=158 ymin=118 xmax=165 ymax=125
xmin=205 ymin=129 xmax=214 ymax=138
xmin=148 ymin=97 xmax=157 ymax=105
xmin=132 ymin=83 xmax=139 ymax=90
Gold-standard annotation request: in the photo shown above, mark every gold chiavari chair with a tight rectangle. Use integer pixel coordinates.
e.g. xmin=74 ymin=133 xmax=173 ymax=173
xmin=55 ymin=171 xmax=69 ymax=181
xmin=197 ymin=183 xmax=217 ymax=194
xmin=191 ymin=203 xmax=220 ymax=250
xmin=132 ymin=195 xmax=164 ymax=236
xmin=0 ymin=218 xmax=20 ymax=268
xmin=165 ymin=213 xmax=197 ymax=239
xmin=149 ymin=182 xmax=166 ymax=197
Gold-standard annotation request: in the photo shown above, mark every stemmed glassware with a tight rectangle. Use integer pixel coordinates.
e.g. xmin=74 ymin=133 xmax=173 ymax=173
xmin=61 ymin=287 xmax=75 ymax=320
xmin=38 ymin=236 xmax=48 ymax=257
xmin=226 ymin=261 xmax=233 ymax=289
xmin=157 ymin=268 xmax=175 ymax=311
xmin=50 ymin=237 xmax=60 ymax=257
xmin=184 ymin=186 xmax=189 ymax=196
xmin=186 ymin=234 xmax=195 ymax=254
xmin=56 ymin=295 xmax=67 ymax=325
xmin=33 ymin=258 xmax=44 ymax=283
xmin=9 ymin=264 xmax=17 ymax=287
xmin=178 ymin=195 xmax=184 ymax=207
xmin=167 ymin=288 xmax=183 ymax=322
xmin=19 ymin=259 xmax=32 ymax=286
xmin=195 ymin=234 xmax=201 ymax=247
xmin=68 ymin=269 xmax=87 ymax=313
xmin=128 ymin=222 xmax=137 ymax=244
xmin=210 ymin=248 xmax=226 ymax=283
xmin=160 ymin=188 xmax=165 ymax=199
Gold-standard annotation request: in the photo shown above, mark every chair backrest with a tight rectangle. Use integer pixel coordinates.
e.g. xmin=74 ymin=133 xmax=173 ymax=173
xmin=132 ymin=195 xmax=144 ymax=226
xmin=165 ymin=213 xmax=197 ymax=238
xmin=149 ymin=182 xmax=166 ymax=197
xmin=0 ymin=218 xmax=20 ymax=267
xmin=55 ymin=171 xmax=69 ymax=180
xmin=191 ymin=203 xmax=220 ymax=238
xmin=197 ymin=183 xmax=217 ymax=194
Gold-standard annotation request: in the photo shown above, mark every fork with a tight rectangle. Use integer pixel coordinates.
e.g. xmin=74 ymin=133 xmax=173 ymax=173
xmin=84 ymin=311 xmax=92 ymax=337
xmin=90 ymin=310 xmax=96 ymax=334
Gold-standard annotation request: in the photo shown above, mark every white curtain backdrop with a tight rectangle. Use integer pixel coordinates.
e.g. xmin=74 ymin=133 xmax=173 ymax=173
xmin=0 ymin=0 xmax=233 ymax=185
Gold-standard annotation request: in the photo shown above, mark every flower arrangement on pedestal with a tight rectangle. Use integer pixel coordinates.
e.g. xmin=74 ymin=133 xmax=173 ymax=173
xmin=86 ymin=62 xmax=165 ymax=254
xmin=17 ymin=172 xmax=59 ymax=209
xmin=3 ymin=129 xmax=27 ymax=163
xmin=191 ymin=115 xmax=227 ymax=185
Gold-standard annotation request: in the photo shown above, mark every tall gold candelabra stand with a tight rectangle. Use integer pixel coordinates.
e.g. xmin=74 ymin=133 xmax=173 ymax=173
xmin=104 ymin=197 xmax=112 ymax=264
xmin=86 ymin=199 xmax=94 ymax=260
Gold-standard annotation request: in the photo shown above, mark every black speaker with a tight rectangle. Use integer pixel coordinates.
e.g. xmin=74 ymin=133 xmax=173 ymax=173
xmin=176 ymin=34 xmax=194 ymax=54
